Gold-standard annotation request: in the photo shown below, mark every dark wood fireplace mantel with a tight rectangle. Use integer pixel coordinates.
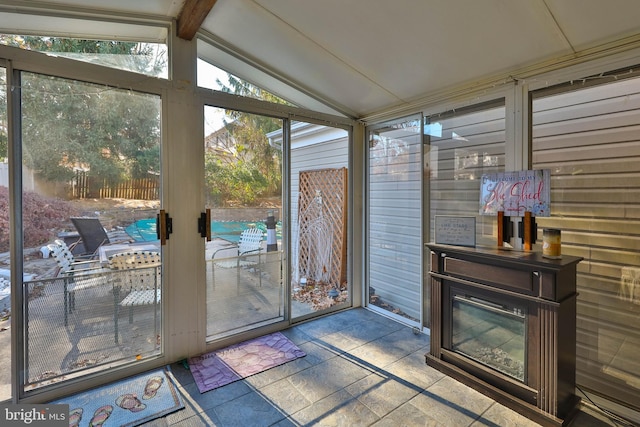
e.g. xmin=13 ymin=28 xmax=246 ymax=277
xmin=426 ymin=244 xmax=582 ymax=426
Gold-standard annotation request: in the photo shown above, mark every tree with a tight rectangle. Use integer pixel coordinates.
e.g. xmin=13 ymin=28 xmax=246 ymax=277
xmin=1 ymin=36 xmax=166 ymax=76
xmin=204 ymin=75 xmax=286 ymax=206
xmin=1 ymin=36 xmax=162 ymax=187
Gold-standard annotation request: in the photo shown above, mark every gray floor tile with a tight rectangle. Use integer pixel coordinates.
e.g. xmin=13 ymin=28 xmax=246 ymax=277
xmin=139 ymin=416 xmax=169 ymax=427
xmin=287 ymin=354 xmax=373 ymax=403
xmin=472 ymin=402 xmax=542 ymax=427
xmin=348 ymin=327 xmax=429 ymax=369
xmin=323 ymin=308 xmax=385 ymax=324
xmin=258 ymin=377 xmax=312 ymax=414
xmin=320 ymin=318 xmax=402 ymax=352
xmin=142 ymin=308 xmax=625 ymax=427
xmin=162 ymin=391 xmax=205 ymax=425
xmin=212 ymin=391 xmax=288 ymax=427
xmin=270 ymin=417 xmax=298 ymax=427
xmin=169 ymin=413 xmax=222 ymax=427
xmin=179 ymin=379 xmax=253 ymax=413
xmin=288 ymin=389 xmax=381 ymax=426
xmin=408 ymin=376 xmax=494 ymax=426
xmin=375 ymin=327 xmax=431 ymax=357
xmin=345 ymin=371 xmax=424 ymax=417
xmin=371 ymin=401 xmax=442 ymax=427
xmin=294 ymin=314 xmax=352 ymax=339
xmin=295 ymin=340 xmax=342 ymax=365
xmin=243 ymin=355 xmax=313 ymax=389
xmin=383 ymin=348 xmax=444 ymax=391
xmin=278 ymin=326 xmax=313 ymax=346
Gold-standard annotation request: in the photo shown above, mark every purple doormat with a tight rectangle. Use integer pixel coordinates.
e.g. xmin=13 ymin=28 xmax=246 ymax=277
xmin=188 ymin=331 xmax=306 ymax=393
xmin=50 ymin=366 xmax=183 ymax=427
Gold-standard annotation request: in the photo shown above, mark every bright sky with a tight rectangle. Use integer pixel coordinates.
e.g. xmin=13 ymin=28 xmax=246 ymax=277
xmin=197 ymin=59 xmax=232 ymax=135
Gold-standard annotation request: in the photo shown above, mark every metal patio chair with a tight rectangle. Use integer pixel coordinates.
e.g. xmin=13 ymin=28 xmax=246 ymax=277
xmin=108 ymin=251 xmax=161 ymax=344
xmin=211 ymin=227 xmax=264 ymax=290
xmin=47 ymin=239 xmax=106 ymax=325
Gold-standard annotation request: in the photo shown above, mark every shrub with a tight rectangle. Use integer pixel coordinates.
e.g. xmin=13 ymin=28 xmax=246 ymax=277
xmin=0 ymin=186 xmax=78 ymax=252
xmin=204 ymin=156 xmax=271 ymax=207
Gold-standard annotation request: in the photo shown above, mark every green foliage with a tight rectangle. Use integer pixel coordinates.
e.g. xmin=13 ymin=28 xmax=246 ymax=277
xmin=5 ymin=36 xmax=135 ymax=54
xmin=205 ymin=76 xmax=285 ymax=206
xmin=217 ymin=74 xmax=292 ymax=107
xmin=20 ymin=73 xmax=160 ymax=183
xmin=0 ymin=35 xmax=166 ymax=76
xmin=205 ymin=152 xmax=270 ymax=206
xmin=0 ymin=36 xmax=162 ymax=185
xmin=0 ymin=136 xmax=6 ymax=161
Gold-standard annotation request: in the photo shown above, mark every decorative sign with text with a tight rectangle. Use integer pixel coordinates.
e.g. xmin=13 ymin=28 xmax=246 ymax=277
xmin=435 ymin=216 xmax=476 ymax=247
xmin=479 ymin=169 xmax=550 ymax=216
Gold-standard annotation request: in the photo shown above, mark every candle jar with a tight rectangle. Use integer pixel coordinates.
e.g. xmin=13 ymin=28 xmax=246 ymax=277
xmin=542 ymin=229 xmax=561 ymax=259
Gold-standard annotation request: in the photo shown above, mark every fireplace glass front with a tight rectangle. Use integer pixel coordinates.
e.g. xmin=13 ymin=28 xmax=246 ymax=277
xmin=451 ymin=294 xmax=526 ymax=382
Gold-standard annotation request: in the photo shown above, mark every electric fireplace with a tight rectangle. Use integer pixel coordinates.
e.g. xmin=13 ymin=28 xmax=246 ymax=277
xmin=426 ymin=244 xmax=582 ymax=426
xmin=451 ymin=293 xmax=526 ymax=382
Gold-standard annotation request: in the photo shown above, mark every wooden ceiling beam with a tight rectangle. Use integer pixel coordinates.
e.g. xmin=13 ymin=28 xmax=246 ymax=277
xmin=177 ymin=0 xmax=218 ymax=40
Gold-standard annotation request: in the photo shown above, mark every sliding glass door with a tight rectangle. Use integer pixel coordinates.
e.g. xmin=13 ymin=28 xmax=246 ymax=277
xmin=17 ymin=70 xmax=163 ymax=394
xmin=204 ymin=105 xmax=285 ymax=340
xmin=202 ymin=106 xmax=353 ymax=339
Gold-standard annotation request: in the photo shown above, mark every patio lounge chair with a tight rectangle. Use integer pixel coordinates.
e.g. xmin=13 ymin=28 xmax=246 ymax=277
xmin=71 ymin=217 xmax=130 ymax=258
xmin=47 ymin=240 xmax=105 ymax=326
xmin=108 ymin=251 xmax=161 ymax=344
xmin=211 ymin=227 xmax=264 ymax=290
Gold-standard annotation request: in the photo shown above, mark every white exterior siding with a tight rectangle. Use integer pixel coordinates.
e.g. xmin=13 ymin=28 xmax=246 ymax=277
xmin=368 ymin=122 xmax=423 ymax=322
xmin=290 ymin=126 xmax=349 ymax=223
xmin=532 ymin=76 xmax=640 ymax=411
xmin=290 ymin=123 xmax=349 ymax=284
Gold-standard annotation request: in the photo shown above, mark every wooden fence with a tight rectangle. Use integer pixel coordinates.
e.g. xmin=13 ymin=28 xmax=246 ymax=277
xmin=72 ymin=171 xmax=159 ymax=200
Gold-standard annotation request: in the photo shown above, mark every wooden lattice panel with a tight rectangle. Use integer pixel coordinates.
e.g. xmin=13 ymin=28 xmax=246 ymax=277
xmin=298 ymin=168 xmax=347 ymax=286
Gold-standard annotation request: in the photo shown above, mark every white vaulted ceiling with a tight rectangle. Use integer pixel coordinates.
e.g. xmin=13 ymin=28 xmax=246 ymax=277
xmin=2 ymin=0 xmax=640 ymax=119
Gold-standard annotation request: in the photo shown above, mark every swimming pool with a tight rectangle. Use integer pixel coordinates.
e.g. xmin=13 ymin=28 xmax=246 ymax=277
xmin=126 ymin=218 xmax=282 ymax=243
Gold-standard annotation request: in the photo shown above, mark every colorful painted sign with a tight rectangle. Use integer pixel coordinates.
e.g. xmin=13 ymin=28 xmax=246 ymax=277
xmin=480 ymin=169 xmax=550 ymax=216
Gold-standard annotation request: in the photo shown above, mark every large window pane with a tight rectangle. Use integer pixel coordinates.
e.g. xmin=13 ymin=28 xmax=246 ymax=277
xmin=197 ymin=59 xmax=294 ymax=106
xmin=20 ymin=71 xmax=162 ymax=391
xmin=532 ymin=74 xmax=640 ymax=414
xmin=367 ymin=115 xmax=422 ymax=325
xmin=427 ymin=100 xmax=506 ymax=248
xmin=289 ymin=121 xmax=350 ymax=319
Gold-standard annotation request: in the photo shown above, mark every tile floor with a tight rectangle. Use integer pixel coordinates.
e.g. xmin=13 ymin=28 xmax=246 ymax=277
xmin=148 ymin=308 xmax=621 ymax=426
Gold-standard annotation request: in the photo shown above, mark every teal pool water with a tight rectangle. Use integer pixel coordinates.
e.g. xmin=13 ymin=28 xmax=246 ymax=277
xmin=126 ymin=218 xmax=281 ymax=243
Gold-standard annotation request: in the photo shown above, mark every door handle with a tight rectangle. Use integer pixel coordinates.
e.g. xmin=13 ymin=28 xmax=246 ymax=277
xmin=157 ymin=209 xmax=173 ymax=245
xmin=198 ymin=209 xmax=211 ymax=241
